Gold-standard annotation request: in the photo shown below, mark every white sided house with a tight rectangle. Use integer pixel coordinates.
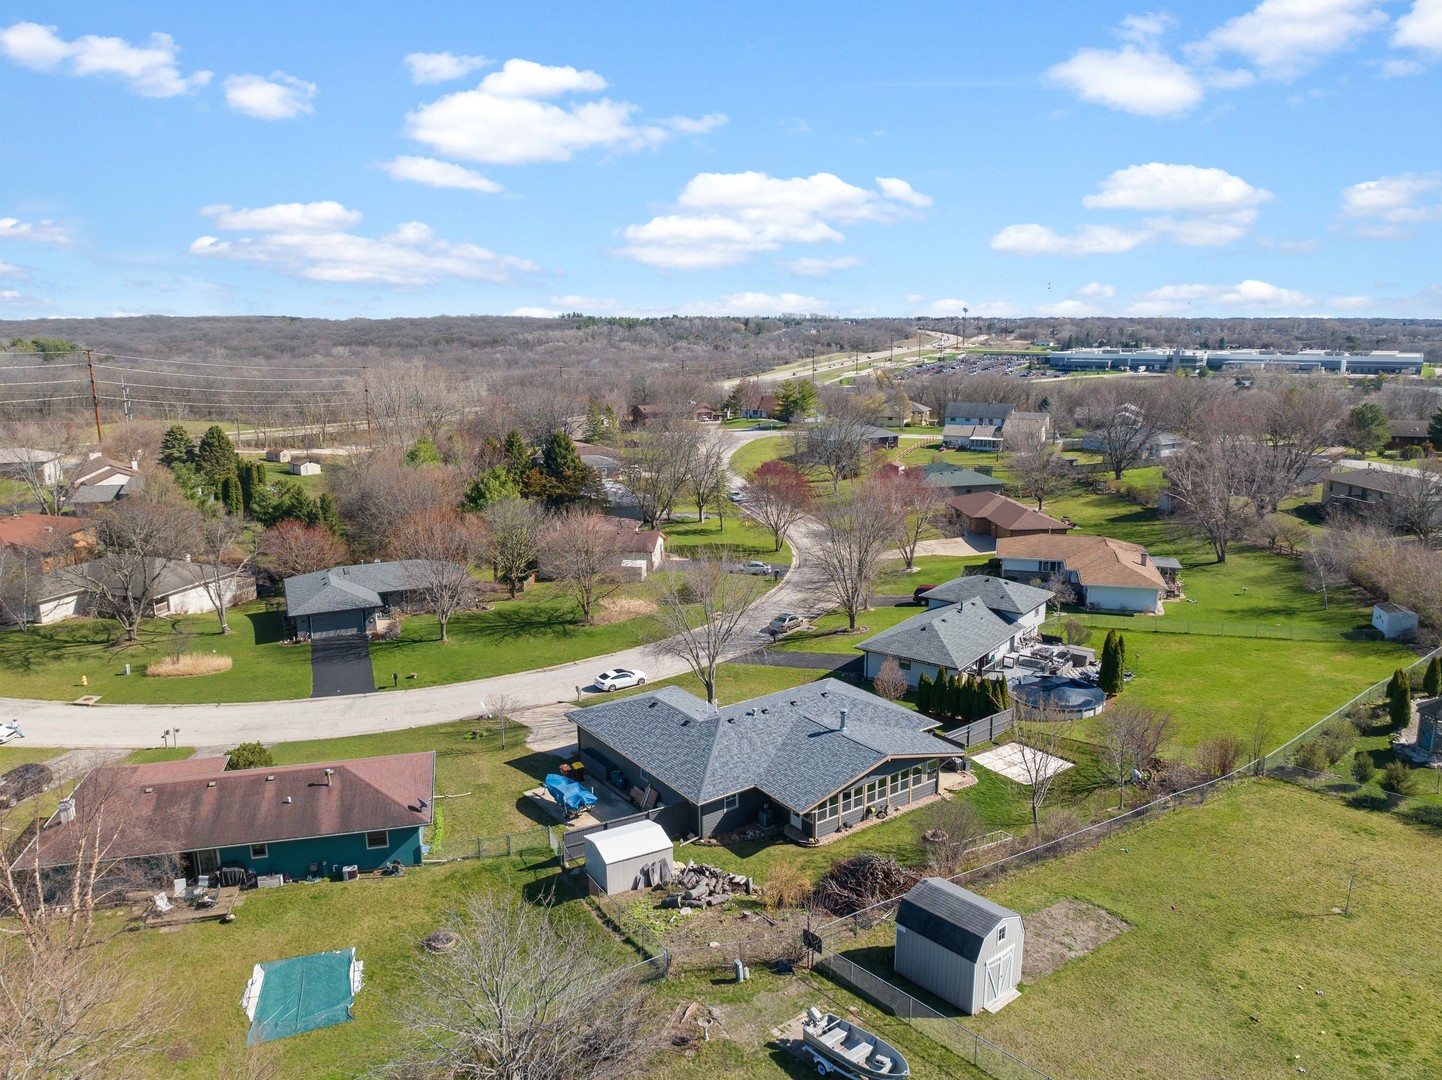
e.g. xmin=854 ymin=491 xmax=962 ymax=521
xmin=894 ymin=878 xmax=1023 ymax=1015
xmin=997 ymin=533 xmax=1164 ymax=614
xmin=26 ymin=557 xmax=253 ymax=625
xmin=582 ymin=819 xmax=674 ymax=896
xmin=921 ymin=575 xmax=1051 ymax=636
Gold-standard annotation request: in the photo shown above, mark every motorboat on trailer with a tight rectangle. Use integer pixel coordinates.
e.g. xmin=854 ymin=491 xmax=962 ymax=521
xmin=800 ymin=1007 xmax=910 ymax=1078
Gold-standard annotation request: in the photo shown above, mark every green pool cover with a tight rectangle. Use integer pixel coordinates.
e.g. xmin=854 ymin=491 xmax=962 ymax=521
xmin=242 ymin=947 xmax=361 ymax=1045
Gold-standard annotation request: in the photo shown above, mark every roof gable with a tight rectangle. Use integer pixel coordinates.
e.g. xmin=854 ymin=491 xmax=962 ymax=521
xmin=997 ymin=534 xmax=1165 ymax=590
xmin=898 ymin=877 xmax=1019 ymax=961
xmin=284 ymin=560 xmax=438 ymax=617
xmin=921 ymin=573 xmax=1053 ymax=615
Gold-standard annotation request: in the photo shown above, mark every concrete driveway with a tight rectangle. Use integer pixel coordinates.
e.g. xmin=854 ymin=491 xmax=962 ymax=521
xmin=309 ymin=632 xmax=377 ymax=697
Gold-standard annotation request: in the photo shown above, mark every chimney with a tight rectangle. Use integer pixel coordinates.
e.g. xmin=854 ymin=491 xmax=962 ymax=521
xmin=1141 ymin=553 xmax=1148 ymax=565
xmin=839 ymin=708 xmax=848 ymax=733
xmin=130 ymin=458 xmax=139 ymax=470
xmin=324 ymin=768 xmax=334 ymax=787
xmin=56 ymin=798 xmax=75 ymax=824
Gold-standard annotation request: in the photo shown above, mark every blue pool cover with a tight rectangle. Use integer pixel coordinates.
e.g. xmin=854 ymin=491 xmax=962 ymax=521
xmin=242 ymin=948 xmax=360 ymax=1045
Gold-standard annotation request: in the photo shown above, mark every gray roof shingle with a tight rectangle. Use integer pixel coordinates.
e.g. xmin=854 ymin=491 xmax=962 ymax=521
xmin=569 ymin=679 xmax=953 ymax=813
xmin=897 ymin=877 xmax=1020 ymax=961
xmin=283 ymin=560 xmax=438 ymax=617
xmin=921 ymin=574 xmax=1053 ymax=616
xmin=856 ymin=599 xmax=1018 ymax=670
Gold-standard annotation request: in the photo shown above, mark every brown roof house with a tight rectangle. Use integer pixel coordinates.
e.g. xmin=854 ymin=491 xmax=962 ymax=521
xmin=16 ymin=752 xmax=435 ymax=883
xmin=0 ymin=512 xmax=94 ymax=570
xmin=947 ymin=493 xmax=1073 ymax=539
xmin=997 ymin=533 xmax=1165 ymax=614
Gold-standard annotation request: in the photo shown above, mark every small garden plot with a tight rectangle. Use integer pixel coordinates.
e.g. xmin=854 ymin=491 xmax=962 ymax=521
xmin=1021 ymin=899 xmax=1129 ymax=980
xmin=971 ymin=743 xmax=1074 ymax=784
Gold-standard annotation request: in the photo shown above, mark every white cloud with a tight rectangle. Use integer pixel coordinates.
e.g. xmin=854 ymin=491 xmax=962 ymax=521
xmin=1045 ymin=44 xmax=1203 ymax=117
xmin=990 ymin=223 xmax=1152 ymax=256
xmin=660 ymin=112 xmax=729 ymax=135
xmin=404 ymin=51 xmax=490 ymax=84
xmin=1395 ymin=0 xmax=1442 ymax=54
xmin=916 ymin=298 xmax=1018 ymax=317
xmin=1189 ymin=0 xmax=1387 ymax=80
xmin=1076 ymin=282 xmax=1116 ymax=299
xmin=0 ymin=216 xmax=71 ymax=245
xmin=0 ymin=21 xmax=210 ymax=97
xmin=1119 ymin=12 xmax=1176 ymax=42
xmin=404 ymin=57 xmax=718 ymax=165
xmin=1128 ymin=278 xmax=1312 ymax=315
xmin=616 ymin=171 xmax=930 ymax=270
xmin=1083 ymin=163 xmax=1272 ymax=213
xmin=676 ymin=291 xmax=831 ymax=316
xmin=0 ymin=261 xmax=25 ymax=278
xmin=510 ymin=306 xmax=561 ymax=317
xmin=1146 ymin=210 xmax=1260 ymax=246
xmin=223 ymin=72 xmax=316 ymax=120
xmin=1340 ymin=173 xmax=1442 ymax=234
xmin=778 ymin=255 xmax=865 ymax=276
xmin=191 ymin=200 xmax=539 ymax=287
xmin=380 ymin=155 xmax=502 ymax=194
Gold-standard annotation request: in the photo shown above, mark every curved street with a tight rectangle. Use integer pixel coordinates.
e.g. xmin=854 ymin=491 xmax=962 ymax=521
xmin=0 ymin=429 xmax=832 ymax=748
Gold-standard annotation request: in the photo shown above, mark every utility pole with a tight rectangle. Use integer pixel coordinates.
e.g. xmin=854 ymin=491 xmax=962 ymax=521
xmin=84 ymin=349 xmax=103 ymax=444
xmin=362 ymin=366 xmax=374 ymax=448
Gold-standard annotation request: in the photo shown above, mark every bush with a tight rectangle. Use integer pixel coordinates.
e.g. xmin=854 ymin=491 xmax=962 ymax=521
xmin=1062 ymin=619 xmax=1092 ymax=647
xmin=1401 ymin=444 xmax=1426 ymax=460
xmin=1380 ymin=760 xmax=1416 ymax=795
xmin=145 ymin=653 xmax=233 ymax=678
xmin=1291 ymin=740 xmax=1330 ymax=772
xmin=1196 ymin=734 xmax=1246 ymax=778
xmin=763 ymin=861 xmax=813 ymax=911
xmin=871 ymin=658 xmax=908 ymax=702
xmin=1315 ymin=717 xmax=1358 ymax=765
xmin=225 ymin=741 xmax=275 ymax=771
xmin=1350 ymin=751 xmax=1375 ymax=784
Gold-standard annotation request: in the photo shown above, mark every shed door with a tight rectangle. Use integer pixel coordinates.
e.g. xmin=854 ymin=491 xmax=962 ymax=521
xmin=983 ymin=947 xmax=1014 ymax=1008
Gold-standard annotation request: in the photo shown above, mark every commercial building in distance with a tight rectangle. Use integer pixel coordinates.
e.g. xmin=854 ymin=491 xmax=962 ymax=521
xmin=1046 ymin=348 xmax=1423 ymax=376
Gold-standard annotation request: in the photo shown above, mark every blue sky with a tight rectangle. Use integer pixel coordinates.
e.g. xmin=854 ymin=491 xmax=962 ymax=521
xmin=1 ymin=1 xmax=1440 ymax=321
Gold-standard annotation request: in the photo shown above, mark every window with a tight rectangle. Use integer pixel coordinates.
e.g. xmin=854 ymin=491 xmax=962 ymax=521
xmin=638 ymin=769 xmax=649 ymax=784
xmin=723 ymin=795 xmax=739 ymax=811
xmin=998 ymin=925 xmax=1007 ymax=942
xmin=1039 ymin=560 xmax=1064 ymax=574
xmin=365 ymin=830 xmax=389 ymax=849
xmin=898 ymin=658 xmax=912 ymax=671
xmin=249 ymin=843 xmax=268 ymax=859
xmin=812 ymin=795 xmax=839 ymax=823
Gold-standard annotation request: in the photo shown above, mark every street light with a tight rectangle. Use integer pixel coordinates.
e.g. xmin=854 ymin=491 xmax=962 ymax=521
xmin=962 ymin=306 xmax=969 ymax=349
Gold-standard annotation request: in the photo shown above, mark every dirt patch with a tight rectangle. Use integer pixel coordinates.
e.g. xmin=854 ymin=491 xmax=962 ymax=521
xmin=590 ymin=597 xmax=656 ymax=625
xmin=1023 ymin=898 xmax=1130 ymax=980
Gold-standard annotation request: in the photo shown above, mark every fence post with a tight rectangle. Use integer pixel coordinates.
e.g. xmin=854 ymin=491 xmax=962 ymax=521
xmin=973 ymin=1032 xmax=980 ymax=1064
xmin=475 ymin=837 xmax=482 ymax=859
xmin=507 ymin=833 xmax=514 ymax=856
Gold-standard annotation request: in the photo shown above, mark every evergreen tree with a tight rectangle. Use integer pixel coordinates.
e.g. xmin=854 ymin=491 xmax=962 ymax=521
xmin=1424 ymin=656 xmax=1442 ymax=699
xmin=159 ymin=424 xmax=194 ymax=468
xmin=539 ymin=430 xmax=598 ymax=507
xmin=462 ymin=465 xmax=520 ymax=512
xmin=252 ymin=480 xmax=319 ymax=527
xmin=220 ymin=471 xmax=243 ymax=516
xmin=946 ymin=673 xmax=964 ymax=721
xmin=194 ymin=425 xmax=238 ymax=484
xmin=1386 ymin=669 xmax=1403 ymax=701
xmin=1347 ymin=403 xmax=1390 ymax=454
xmin=1099 ymin=630 xmax=1123 ymax=695
xmin=405 ymin=437 xmax=443 ymax=467
xmin=237 ymin=460 xmax=258 ymax=512
xmin=916 ymin=673 xmax=933 ymax=714
xmin=583 ymin=399 xmax=606 ymax=444
xmin=318 ymin=492 xmax=343 ymax=535
xmin=1389 ymin=674 xmax=1412 ymax=729
xmin=502 ymin=430 xmax=531 ymax=482
xmin=1428 ymin=408 xmax=1442 ymax=452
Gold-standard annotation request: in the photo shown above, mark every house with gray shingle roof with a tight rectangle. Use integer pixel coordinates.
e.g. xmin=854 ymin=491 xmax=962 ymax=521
xmin=568 ymin=679 xmax=955 ymax=842
xmin=920 ymin=575 xmax=1052 ymax=628
xmin=857 ymin=599 xmax=1023 ymax=688
xmin=282 ymin=560 xmax=440 ymax=637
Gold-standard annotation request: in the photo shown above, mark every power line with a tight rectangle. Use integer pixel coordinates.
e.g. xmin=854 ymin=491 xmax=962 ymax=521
xmin=94 ymin=378 xmax=362 ymax=394
xmin=93 ymin=366 xmax=362 ymax=384
xmin=5 ymin=349 xmax=363 ymax=372
xmin=119 ymin=397 xmax=362 ymax=409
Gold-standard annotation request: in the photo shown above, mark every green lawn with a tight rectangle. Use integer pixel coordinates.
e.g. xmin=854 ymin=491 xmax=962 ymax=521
xmin=262 ymin=459 xmax=325 ymax=492
xmin=0 ymin=745 xmax=74 ymax=770
xmin=729 ymin=436 xmax=793 ymax=479
xmin=875 ymin=553 xmax=994 ymax=593
xmin=958 ymin=781 xmax=1442 ymax=1080
xmin=664 ymin=514 xmax=793 ymax=564
xmin=772 ymin=605 xmax=920 ymax=653
xmin=123 ymin=746 xmax=197 ymax=764
xmin=583 ymin=662 xmax=830 ymax=709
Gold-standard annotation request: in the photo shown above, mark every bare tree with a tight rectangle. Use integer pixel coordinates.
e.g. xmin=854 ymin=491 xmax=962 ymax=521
xmin=1163 ymin=434 xmax=1268 ymax=563
xmin=647 ymin=553 xmax=768 ymax=705
xmin=685 ymin=430 xmax=729 ymax=530
xmin=73 ymin=478 xmax=199 ymax=641
xmin=813 ymin=489 xmax=895 ymax=631
xmin=622 ymin=423 xmax=700 ymax=529
xmin=872 ymin=657 xmax=908 ymax=702
xmin=1094 ymin=701 xmax=1174 ymax=809
xmin=1252 ymin=384 xmax=1346 ymax=512
xmin=805 ymin=413 xmax=872 ymax=495
xmin=389 ymin=508 xmax=487 ymax=642
xmin=541 ymin=510 xmax=626 ymax=624
xmin=742 ymin=460 xmax=813 ymax=552
xmin=0 ymin=421 xmax=92 ymax=515
xmin=257 ymin=519 xmax=349 ymax=580
xmin=383 ymin=887 xmax=653 ymax=1080
xmin=192 ymin=511 xmax=257 ymax=635
xmin=1008 ymin=448 xmax=1073 ymax=511
xmin=1081 ymin=388 xmax=1164 ymax=480
xmin=872 ymin=467 xmax=947 ymax=570
xmin=327 ymin=451 xmax=467 ymax=558
xmin=1011 ymin=706 xmax=1075 ymax=831
xmin=481 ymin=498 xmax=547 ymax=599
xmin=1382 ymin=459 xmax=1442 ymax=543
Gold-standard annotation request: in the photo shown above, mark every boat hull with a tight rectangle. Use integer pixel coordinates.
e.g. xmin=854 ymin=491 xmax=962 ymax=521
xmin=800 ymin=1011 xmax=910 ymax=1079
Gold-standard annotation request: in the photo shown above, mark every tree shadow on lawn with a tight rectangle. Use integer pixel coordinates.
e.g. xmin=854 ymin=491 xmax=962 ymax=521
xmin=0 ymin=621 xmax=127 ymax=674
xmin=242 ymin=609 xmax=286 ymax=645
xmin=450 ymin=602 xmax=588 ymax=644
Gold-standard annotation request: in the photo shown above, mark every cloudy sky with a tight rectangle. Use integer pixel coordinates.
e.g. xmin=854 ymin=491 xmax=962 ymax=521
xmin=2 ymin=1 xmax=1441 ymax=320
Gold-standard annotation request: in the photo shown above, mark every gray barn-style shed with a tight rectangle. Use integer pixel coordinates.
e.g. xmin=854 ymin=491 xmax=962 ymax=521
xmin=894 ymin=878 xmax=1023 ymax=1014
xmin=582 ymin=819 xmax=674 ymax=895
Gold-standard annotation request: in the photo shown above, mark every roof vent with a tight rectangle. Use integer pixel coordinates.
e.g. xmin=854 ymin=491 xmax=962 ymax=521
xmin=648 ymin=701 xmax=658 ymax=709
xmin=206 ymin=780 xmax=217 ymax=788
xmin=789 ymin=700 xmax=799 ymax=706
xmin=746 ymin=708 xmax=757 ymax=717
xmin=284 ymin=795 xmax=293 ymax=804
xmin=680 ymin=719 xmax=690 ymax=726
xmin=726 ymin=718 xmax=735 ymax=724
xmin=324 ymin=768 xmax=334 ymax=787
xmin=266 ymin=775 xmax=275 ymax=782
xmin=839 ymin=708 xmax=848 ymax=733
xmin=143 ymin=786 xmax=154 ymax=794
xmin=760 ymin=708 xmax=768 ymax=714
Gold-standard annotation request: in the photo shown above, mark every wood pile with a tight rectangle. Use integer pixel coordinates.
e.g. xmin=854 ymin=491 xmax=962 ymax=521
xmin=658 ymin=861 xmax=757 ymax=908
xmin=812 ymin=854 xmax=922 ymax=917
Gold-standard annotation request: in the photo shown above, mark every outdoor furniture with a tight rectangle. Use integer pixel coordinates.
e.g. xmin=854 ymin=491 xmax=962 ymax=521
xmin=172 ymin=877 xmax=187 ymax=898
xmin=153 ymin=892 xmax=173 ymax=914
xmin=256 ymin=874 xmax=284 ymax=889
xmin=195 ymin=891 xmax=218 ymax=909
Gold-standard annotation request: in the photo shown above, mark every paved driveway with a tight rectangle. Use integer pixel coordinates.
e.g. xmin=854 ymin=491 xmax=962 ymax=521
xmin=309 ymin=632 xmax=376 ymax=697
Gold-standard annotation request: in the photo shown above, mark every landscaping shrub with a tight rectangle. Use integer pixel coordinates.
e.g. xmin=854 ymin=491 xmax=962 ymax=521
xmin=871 ymin=657 xmax=908 ymax=702
xmin=1424 ymin=655 xmax=1442 ymax=698
xmin=763 ymin=862 xmax=812 ymax=911
xmin=1351 ymin=751 xmax=1376 ymax=784
xmin=1196 ymin=734 xmax=1246 ymax=778
xmin=1291 ymin=740 xmax=1330 ymax=772
xmin=145 ymin=653 xmax=233 ymax=678
xmin=1062 ymin=619 xmax=1092 ymax=647
xmin=1315 ymin=717 xmax=1358 ymax=765
xmin=1388 ymin=672 xmax=1413 ymax=729
xmin=922 ymin=799 xmax=987 ymax=873
xmin=224 ymin=741 xmax=274 ymax=771
xmin=1099 ymin=630 xmax=1124 ymax=696
xmin=1401 ymin=444 xmax=1426 ymax=460
xmin=1380 ymin=760 xmax=1416 ymax=796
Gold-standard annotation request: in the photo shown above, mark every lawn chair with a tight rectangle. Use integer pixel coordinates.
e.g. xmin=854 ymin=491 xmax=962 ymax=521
xmin=195 ymin=874 xmax=211 ymax=890
xmin=153 ymin=892 xmax=173 ymax=915
xmin=172 ymin=877 xmax=187 ymax=898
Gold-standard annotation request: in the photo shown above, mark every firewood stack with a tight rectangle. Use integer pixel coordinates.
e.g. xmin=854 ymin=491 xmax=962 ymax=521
xmin=658 ymin=861 xmax=757 ymax=908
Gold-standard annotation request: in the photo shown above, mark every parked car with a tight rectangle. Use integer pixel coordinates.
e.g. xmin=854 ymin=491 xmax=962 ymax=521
xmin=0 ymin=722 xmax=22 ymax=745
xmin=727 ymin=489 xmax=744 ymax=502
xmin=912 ymin=584 xmax=936 ymax=604
xmin=595 ymin=668 xmax=648 ymax=692
xmin=768 ymin=613 xmax=803 ymax=634
xmin=0 ymin=762 xmax=51 ymax=808
xmin=741 ymin=560 xmax=772 ymax=575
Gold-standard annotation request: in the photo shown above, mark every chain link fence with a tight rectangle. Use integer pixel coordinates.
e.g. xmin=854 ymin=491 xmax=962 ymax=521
xmin=424 ymin=825 xmax=558 ymax=863
xmin=1046 ymin=615 xmax=1382 ymax=642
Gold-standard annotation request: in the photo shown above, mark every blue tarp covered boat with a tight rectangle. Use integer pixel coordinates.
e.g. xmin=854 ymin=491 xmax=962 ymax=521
xmin=545 ymin=773 xmax=598 ymax=816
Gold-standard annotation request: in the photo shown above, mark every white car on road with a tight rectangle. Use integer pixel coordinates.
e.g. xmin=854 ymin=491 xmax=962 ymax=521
xmin=0 ymin=722 xmax=22 ymax=745
xmin=595 ymin=668 xmax=648 ymax=692
xmin=740 ymin=560 xmax=772 ymax=575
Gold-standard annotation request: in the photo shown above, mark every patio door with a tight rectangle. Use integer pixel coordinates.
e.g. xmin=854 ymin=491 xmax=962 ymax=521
xmin=191 ymin=849 xmax=220 ymax=877
xmin=983 ymin=948 xmax=1014 ymax=1009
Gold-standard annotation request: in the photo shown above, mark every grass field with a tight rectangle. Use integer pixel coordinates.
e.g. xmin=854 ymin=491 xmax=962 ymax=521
xmin=729 ymin=436 xmax=792 ymax=478
xmin=771 ymin=605 xmax=920 ymax=653
xmin=956 ymin=781 xmax=1442 ymax=1080
xmin=664 ymin=514 xmax=794 ymax=564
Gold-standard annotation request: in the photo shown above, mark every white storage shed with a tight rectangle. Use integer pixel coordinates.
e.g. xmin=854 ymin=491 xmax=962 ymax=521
xmin=582 ymin=819 xmax=674 ymax=896
xmin=1372 ymin=603 xmax=1418 ymax=641
xmin=894 ymin=878 xmax=1023 ymax=1014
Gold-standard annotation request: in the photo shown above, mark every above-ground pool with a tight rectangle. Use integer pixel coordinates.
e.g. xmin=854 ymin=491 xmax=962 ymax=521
xmin=1010 ymin=675 xmax=1107 ymax=717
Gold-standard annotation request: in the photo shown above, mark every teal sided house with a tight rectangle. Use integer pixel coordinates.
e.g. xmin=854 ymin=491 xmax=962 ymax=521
xmin=19 ymin=753 xmax=435 ymax=883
